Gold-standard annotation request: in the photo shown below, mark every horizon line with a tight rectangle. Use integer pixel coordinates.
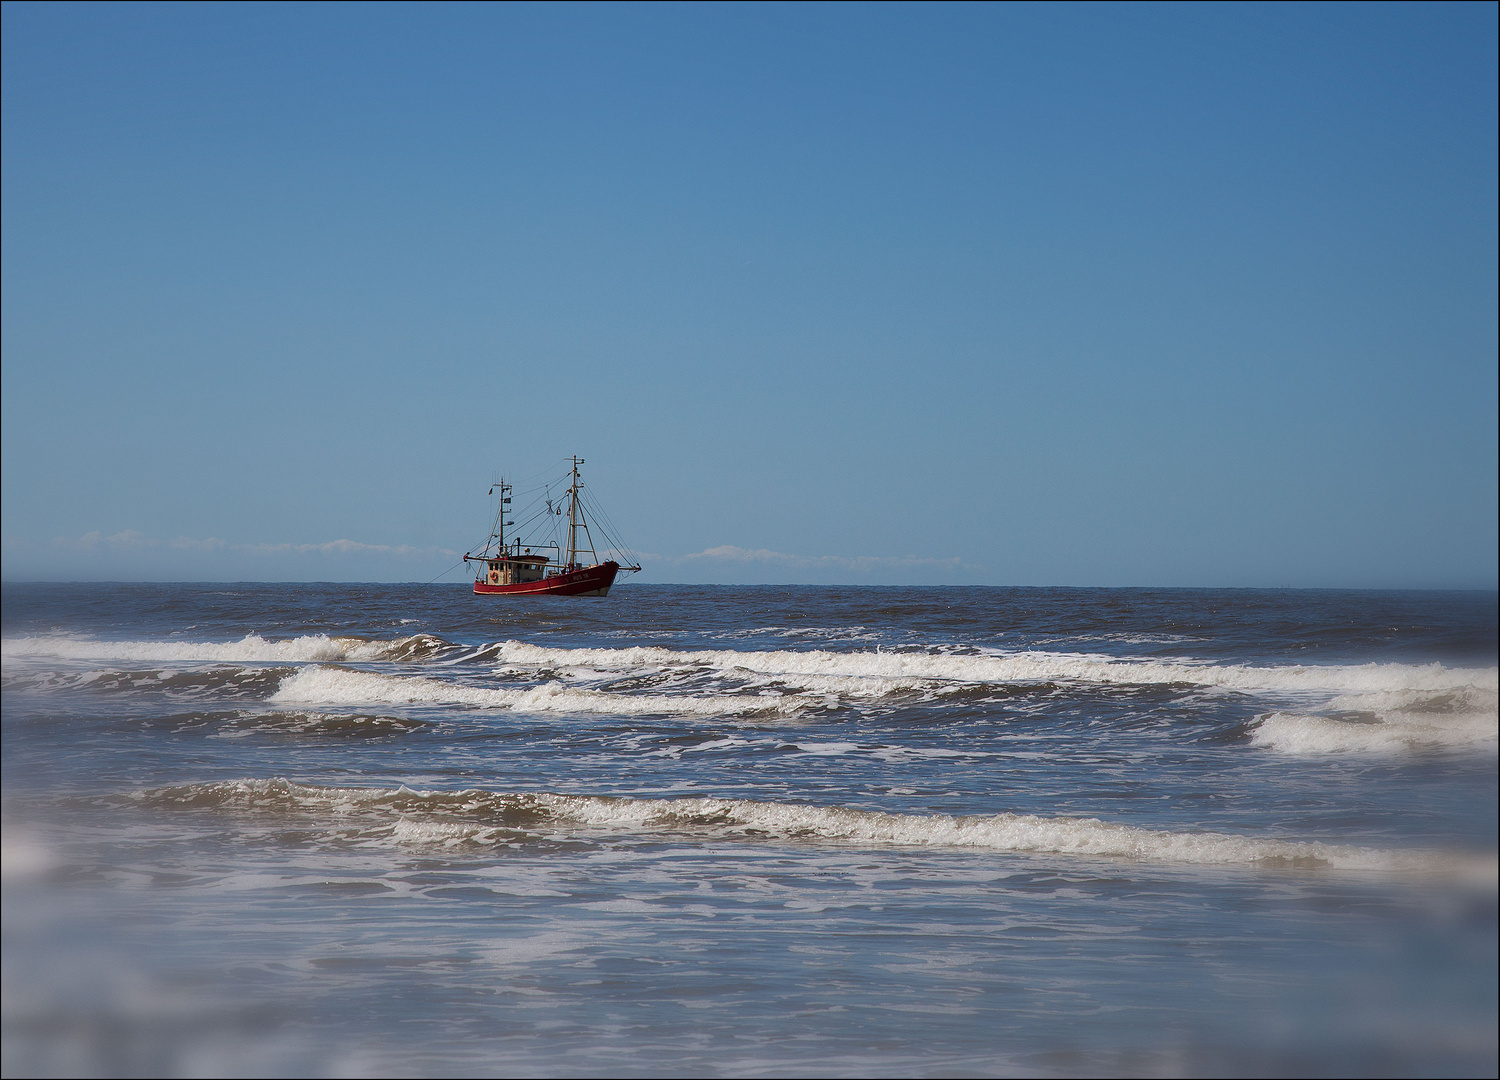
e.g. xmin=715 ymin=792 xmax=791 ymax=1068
xmin=2 ymin=580 xmax=1496 ymax=593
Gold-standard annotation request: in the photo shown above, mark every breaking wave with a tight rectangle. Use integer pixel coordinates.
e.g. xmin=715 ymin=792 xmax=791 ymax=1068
xmin=8 ymin=633 xmax=1492 ymax=697
xmin=134 ymin=778 xmax=1494 ymax=879
xmin=1 ymin=632 xmax=449 ymax=665
xmin=2 ymin=665 xmax=296 ymax=700
xmin=489 ymin=641 xmax=1497 ymax=696
xmin=9 ymin=634 xmax=1494 ymax=737
xmin=269 ymin=666 xmax=802 ymax=717
xmin=1250 ymin=687 xmax=1499 ymax=755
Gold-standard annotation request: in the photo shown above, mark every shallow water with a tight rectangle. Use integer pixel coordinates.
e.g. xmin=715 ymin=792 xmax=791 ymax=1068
xmin=3 ymin=583 xmax=1496 ymax=1076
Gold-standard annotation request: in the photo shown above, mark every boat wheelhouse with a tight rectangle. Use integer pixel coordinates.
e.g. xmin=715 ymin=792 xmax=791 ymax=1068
xmin=480 ymin=552 xmax=549 ymax=587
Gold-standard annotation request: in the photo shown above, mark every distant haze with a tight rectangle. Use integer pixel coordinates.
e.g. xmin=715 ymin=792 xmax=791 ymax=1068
xmin=3 ymin=3 xmax=1495 ymax=587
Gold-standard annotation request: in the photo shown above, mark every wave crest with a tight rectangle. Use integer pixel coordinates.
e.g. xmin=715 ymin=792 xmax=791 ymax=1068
xmin=8 ymin=633 xmax=1494 ymax=699
xmin=1250 ymin=688 xmax=1499 ymax=755
xmin=130 ymin=779 xmax=1494 ymax=879
xmin=1 ymin=633 xmax=438 ymax=665
xmin=492 ymin=641 xmax=1497 ymax=696
xmin=269 ymin=666 xmax=801 ymax=717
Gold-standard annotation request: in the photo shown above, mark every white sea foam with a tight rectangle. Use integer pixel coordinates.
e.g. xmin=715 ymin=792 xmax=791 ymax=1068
xmin=493 ymin=641 xmax=1497 ymax=697
xmin=10 ymin=634 xmax=1496 ymax=748
xmin=736 ymin=670 xmax=936 ymax=697
xmin=0 ymin=633 xmax=431 ymax=665
xmin=785 ymin=740 xmax=984 ymax=761
xmin=269 ymin=665 xmax=801 ymax=717
xmin=547 ymin=794 xmax=1398 ymax=872
xmin=1250 ymin=686 xmax=1499 ymax=755
xmin=8 ymin=633 xmax=1492 ymax=702
xmin=141 ymin=778 xmax=1496 ymax=880
xmin=638 ymin=736 xmax=992 ymax=762
xmin=1328 ymin=686 xmax=1499 ymax=716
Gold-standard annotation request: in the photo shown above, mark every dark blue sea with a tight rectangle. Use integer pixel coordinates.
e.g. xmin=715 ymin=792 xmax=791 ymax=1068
xmin=2 ymin=583 xmax=1496 ymax=1077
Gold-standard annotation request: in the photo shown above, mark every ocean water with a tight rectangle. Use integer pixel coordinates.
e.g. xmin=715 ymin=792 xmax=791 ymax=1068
xmin=2 ymin=583 xmax=1495 ymax=1077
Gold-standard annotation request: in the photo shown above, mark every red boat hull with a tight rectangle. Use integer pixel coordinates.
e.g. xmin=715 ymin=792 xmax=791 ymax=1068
xmin=473 ymin=561 xmax=620 ymax=597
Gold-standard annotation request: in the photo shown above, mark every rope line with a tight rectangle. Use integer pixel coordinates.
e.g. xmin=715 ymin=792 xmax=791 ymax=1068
xmin=423 ymin=561 xmax=467 ymax=585
xmin=468 ymin=463 xmax=641 ymax=575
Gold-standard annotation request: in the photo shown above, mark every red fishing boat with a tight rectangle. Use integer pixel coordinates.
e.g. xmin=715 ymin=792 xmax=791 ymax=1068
xmin=464 ymin=457 xmax=640 ymax=597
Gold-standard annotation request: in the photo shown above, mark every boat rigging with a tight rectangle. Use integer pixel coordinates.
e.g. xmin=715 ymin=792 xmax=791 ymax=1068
xmin=463 ymin=457 xmax=641 ymax=597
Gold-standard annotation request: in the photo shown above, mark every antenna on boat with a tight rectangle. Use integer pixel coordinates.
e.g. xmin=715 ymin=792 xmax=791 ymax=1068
xmin=492 ymin=478 xmax=512 ymax=555
xmin=566 ymin=457 xmax=584 ymax=569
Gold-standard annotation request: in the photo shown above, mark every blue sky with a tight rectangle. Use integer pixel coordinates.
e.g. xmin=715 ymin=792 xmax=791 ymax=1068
xmin=3 ymin=2 xmax=1495 ymax=586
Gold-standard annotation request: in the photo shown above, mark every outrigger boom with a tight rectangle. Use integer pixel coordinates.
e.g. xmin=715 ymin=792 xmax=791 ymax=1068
xmin=464 ymin=457 xmax=640 ymax=597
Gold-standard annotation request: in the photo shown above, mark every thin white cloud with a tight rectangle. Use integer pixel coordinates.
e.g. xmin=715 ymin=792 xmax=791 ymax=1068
xmin=241 ymin=539 xmax=453 ymax=557
xmin=171 ymin=536 xmax=228 ymax=552
xmin=648 ymin=544 xmax=971 ymax=573
xmin=52 ymin=530 xmax=159 ymax=551
xmin=50 ymin=532 xmax=453 ymax=558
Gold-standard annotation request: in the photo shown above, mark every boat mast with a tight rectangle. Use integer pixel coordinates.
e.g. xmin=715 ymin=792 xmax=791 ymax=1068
xmin=494 ymin=479 xmax=512 ymax=555
xmin=566 ymin=457 xmax=582 ymax=567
